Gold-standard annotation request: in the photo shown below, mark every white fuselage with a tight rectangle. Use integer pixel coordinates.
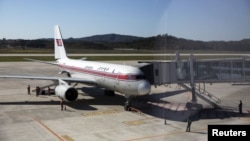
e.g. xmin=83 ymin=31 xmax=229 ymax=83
xmin=57 ymin=58 xmax=151 ymax=96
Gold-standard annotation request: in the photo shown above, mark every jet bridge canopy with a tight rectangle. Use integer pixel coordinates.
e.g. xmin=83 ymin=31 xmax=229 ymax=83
xmin=139 ymin=55 xmax=250 ymax=108
xmin=140 ymin=56 xmax=250 ymax=86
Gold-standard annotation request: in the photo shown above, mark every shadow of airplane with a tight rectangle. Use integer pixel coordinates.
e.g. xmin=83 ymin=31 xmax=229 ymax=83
xmin=1 ymin=86 xmax=249 ymax=122
xmin=0 ymin=86 xmax=125 ymax=111
xmin=0 ymin=100 xmax=97 ymax=111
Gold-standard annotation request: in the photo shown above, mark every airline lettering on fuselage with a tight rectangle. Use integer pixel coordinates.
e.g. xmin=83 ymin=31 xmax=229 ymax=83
xmin=98 ymin=67 xmax=110 ymax=72
xmin=84 ymin=66 xmax=93 ymax=70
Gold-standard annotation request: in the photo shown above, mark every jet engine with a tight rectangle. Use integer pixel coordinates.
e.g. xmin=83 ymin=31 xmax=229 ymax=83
xmin=55 ymin=80 xmax=78 ymax=102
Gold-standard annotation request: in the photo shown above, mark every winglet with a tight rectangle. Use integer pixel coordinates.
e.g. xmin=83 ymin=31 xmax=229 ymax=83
xmin=54 ymin=25 xmax=67 ymax=60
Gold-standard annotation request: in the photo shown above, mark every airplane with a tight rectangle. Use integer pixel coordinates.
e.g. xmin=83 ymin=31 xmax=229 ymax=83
xmin=0 ymin=25 xmax=151 ymax=111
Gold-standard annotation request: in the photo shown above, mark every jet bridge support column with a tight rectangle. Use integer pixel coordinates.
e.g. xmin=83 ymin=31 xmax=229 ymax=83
xmin=189 ymin=54 xmax=197 ymax=103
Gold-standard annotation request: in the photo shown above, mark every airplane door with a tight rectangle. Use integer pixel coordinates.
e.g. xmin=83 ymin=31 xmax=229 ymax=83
xmin=116 ymin=73 xmax=120 ymax=85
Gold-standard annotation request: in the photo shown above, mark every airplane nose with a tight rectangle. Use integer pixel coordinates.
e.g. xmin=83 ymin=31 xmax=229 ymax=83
xmin=138 ymin=80 xmax=151 ymax=95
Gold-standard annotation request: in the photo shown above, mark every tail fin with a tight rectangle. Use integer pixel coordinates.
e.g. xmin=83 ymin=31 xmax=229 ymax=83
xmin=54 ymin=25 xmax=67 ymax=59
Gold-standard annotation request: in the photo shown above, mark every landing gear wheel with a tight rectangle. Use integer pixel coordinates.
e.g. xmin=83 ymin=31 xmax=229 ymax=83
xmin=124 ymin=96 xmax=133 ymax=111
xmin=124 ymin=102 xmax=131 ymax=111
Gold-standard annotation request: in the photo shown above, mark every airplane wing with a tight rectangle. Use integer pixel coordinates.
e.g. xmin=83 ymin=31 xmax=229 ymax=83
xmin=0 ymin=75 xmax=97 ymax=85
xmin=23 ymin=58 xmax=58 ymax=65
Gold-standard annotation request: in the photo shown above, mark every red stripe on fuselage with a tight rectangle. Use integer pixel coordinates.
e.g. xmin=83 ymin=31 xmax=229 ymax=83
xmin=58 ymin=64 xmax=138 ymax=81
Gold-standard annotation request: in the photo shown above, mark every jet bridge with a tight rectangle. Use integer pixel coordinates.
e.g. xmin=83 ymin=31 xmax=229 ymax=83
xmin=139 ymin=53 xmax=250 ymax=108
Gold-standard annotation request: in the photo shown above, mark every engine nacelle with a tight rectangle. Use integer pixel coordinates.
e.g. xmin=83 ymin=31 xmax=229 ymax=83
xmin=55 ymin=85 xmax=78 ymax=102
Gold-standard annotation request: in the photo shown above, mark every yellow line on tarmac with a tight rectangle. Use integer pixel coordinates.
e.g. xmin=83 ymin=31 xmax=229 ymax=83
xmin=82 ymin=109 xmax=120 ymax=117
xmin=123 ymin=120 xmax=145 ymax=126
xmin=61 ymin=135 xmax=75 ymax=141
xmin=240 ymin=117 xmax=250 ymax=121
xmin=186 ymin=92 xmax=192 ymax=102
xmin=123 ymin=118 xmax=154 ymax=126
xmin=33 ymin=116 xmax=65 ymax=141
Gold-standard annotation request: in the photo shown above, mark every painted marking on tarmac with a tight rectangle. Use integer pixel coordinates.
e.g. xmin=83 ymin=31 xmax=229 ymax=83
xmin=62 ymin=135 xmax=75 ymax=141
xmin=150 ymin=101 xmax=187 ymax=113
xmin=33 ymin=116 xmax=65 ymax=141
xmin=168 ymin=103 xmax=174 ymax=110
xmin=123 ymin=118 xmax=154 ymax=126
xmin=175 ymin=103 xmax=181 ymax=112
xmin=82 ymin=109 xmax=120 ymax=117
xmin=147 ymin=101 xmax=170 ymax=110
xmin=186 ymin=92 xmax=192 ymax=102
xmin=123 ymin=120 xmax=145 ymax=126
xmin=162 ymin=102 xmax=167 ymax=108
xmin=240 ymin=117 xmax=250 ymax=121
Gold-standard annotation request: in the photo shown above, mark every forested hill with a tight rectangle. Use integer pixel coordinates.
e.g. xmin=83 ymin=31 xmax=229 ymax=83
xmin=75 ymin=33 xmax=142 ymax=43
xmin=0 ymin=34 xmax=250 ymax=51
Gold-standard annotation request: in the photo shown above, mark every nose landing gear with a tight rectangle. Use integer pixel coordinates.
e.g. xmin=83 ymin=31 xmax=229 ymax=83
xmin=124 ymin=96 xmax=133 ymax=111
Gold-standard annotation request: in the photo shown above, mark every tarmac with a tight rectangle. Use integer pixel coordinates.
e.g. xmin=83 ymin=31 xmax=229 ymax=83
xmin=0 ymin=62 xmax=250 ymax=141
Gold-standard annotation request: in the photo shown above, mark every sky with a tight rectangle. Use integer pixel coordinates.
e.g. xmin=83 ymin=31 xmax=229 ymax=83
xmin=0 ymin=0 xmax=249 ymax=41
